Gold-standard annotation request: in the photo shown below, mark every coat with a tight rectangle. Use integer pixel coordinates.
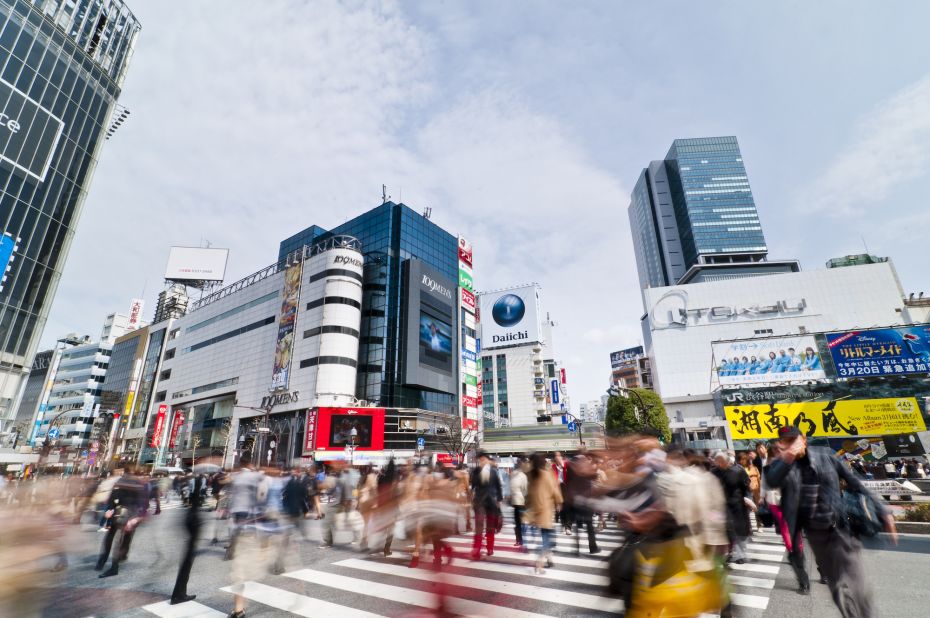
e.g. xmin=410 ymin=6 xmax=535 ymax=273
xmin=470 ymin=465 xmax=503 ymax=515
xmin=716 ymin=464 xmax=751 ymax=539
xmin=764 ymin=445 xmax=888 ymax=542
xmin=525 ymin=469 xmax=563 ymax=529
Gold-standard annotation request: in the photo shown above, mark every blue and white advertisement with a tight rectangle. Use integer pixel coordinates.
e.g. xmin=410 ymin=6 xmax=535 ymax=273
xmin=0 ymin=233 xmax=17 ymax=293
xmin=713 ymin=335 xmax=826 ymax=385
xmin=551 ymin=379 xmax=560 ymax=404
xmin=827 ymin=325 xmax=930 ymax=378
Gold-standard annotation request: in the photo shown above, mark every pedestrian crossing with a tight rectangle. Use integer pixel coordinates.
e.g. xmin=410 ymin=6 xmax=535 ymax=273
xmin=141 ymin=521 xmax=788 ymax=618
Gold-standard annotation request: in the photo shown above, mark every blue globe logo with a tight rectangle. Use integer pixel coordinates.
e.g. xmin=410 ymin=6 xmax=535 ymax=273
xmin=492 ymin=294 xmax=525 ymax=327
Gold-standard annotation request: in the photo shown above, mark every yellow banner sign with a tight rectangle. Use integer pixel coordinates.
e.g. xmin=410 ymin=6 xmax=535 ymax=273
xmin=724 ymin=397 xmax=926 ymax=440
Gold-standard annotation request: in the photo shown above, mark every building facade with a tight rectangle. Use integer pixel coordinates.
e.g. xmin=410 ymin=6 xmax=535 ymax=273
xmin=628 ymin=136 xmax=796 ymax=289
xmin=609 ymin=345 xmax=653 ymax=391
xmin=0 ymin=0 xmax=140 ymax=428
xmin=641 ymin=261 xmax=916 ymax=446
xmin=280 ymin=202 xmax=460 ymax=415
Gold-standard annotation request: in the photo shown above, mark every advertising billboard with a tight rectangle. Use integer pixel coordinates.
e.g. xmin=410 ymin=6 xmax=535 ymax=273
xmin=479 ymin=284 xmax=540 ymax=350
xmin=127 ymin=298 xmax=145 ymax=330
xmin=610 ymin=346 xmax=644 ymax=370
xmin=164 ymin=247 xmax=230 ymax=283
xmin=0 ymin=78 xmax=65 ymax=182
xmin=403 ymin=259 xmax=457 ymax=394
xmin=313 ymin=407 xmax=385 ymax=451
xmin=271 ymin=260 xmax=303 ymax=390
xmin=828 ymin=434 xmax=926 ymax=461
xmin=713 ymin=335 xmax=826 ymax=385
xmin=724 ymin=397 xmax=926 ymax=440
xmin=150 ymin=404 xmax=168 ymax=447
xmin=458 ymin=237 xmax=473 ymax=268
xmin=826 ymin=325 xmax=930 ymax=378
xmin=0 ymin=232 xmax=17 ymax=293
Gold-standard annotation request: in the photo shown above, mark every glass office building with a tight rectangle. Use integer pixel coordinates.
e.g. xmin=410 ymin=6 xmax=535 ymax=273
xmin=280 ymin=201 xmax=459 ymax=414
xmin=0 ymin=0 xmax=139 ymax=425
xmin=627 ymin=136 xmax=793 ymax=289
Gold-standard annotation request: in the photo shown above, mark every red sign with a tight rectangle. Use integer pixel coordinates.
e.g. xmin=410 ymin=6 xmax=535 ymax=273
xmin=462 ymin=395 xmax=477 ymax=408
xmin=303 ymin=408 xmax=318 ymax=453
xmin=150 ymin=404 xmax=168 ymax=448
xmin=314 ymin=407 xmax=386 ymax=451
xmin=458 ymin=237 xmax=473 ymax=268
xmin=436 ymin=453 xmax=461 ymax=466
xmin=461 ymin=288 xmax=476 ymax=309
xmin=476 ymin=393 xmax=483 ymax=406
xmin=560 ymin=368 xmax=567 ymax=384
xmin=462 ymin=418 xmax=478 ymax=431
xmin=168 ymin=410 xmax=185 ymax=449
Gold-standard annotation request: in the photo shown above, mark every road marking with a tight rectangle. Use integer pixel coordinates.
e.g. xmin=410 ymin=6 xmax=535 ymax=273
xmin=440 ymin=540 xmax=608 ymax=568
xmin=286 ymin=568 xmax=555 ymax=618
xmin=746 ymin=543 xmax=785 ymax=553
xmin=142 ymin=600 xmax=226 ymax=618
xmin=745 ymin=552 xmax=784 ymax=563
xmin=730 ymin=592 xmax=769 ymax=609
xmin=490 ymin=533 xmax=622 ymax=550
xmin=335 ymin=558 xmax=623 ymax=614
xmin=728 ymin=574 xmax=776 ymax=589
xmin=727 ymin=562 xmax=780 ymax=575
xmin=220 ymin=581 xmax=383 ymax=618
xmin=385 ymin=555 xmax=610 ymax=587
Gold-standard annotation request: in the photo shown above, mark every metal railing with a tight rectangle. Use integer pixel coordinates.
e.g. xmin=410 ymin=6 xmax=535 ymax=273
xmin=191 ymin=235 xmax=362 ymax=311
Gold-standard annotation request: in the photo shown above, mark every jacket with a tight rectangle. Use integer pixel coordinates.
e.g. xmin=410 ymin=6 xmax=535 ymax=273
xmin=510 ymin=470 xmax=528 ymax=506
xmin=764 ymin=445 xmax=888 ymax=541
xmin=470 ymin=465 xmax=503 ymax=513
xmin=525 ymin=469 xmax=562 ymax=528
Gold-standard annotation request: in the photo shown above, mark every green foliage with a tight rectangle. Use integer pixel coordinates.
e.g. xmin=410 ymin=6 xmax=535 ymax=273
xmin=903 ymin=503 xmax=930 ymax=523
xmin=605 ymin=388 xmax=671 ymax=443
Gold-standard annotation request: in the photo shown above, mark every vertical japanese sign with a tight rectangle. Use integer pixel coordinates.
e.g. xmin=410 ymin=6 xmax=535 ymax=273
xmin=128 ymin=298 xmax=145 ymax=329
xmin=271 ymin=260 xmax=303 ymax=390
xmin=304 ymin=408 xmax=318 ymax=453
xmin=457 ymin=236 xmax=480 ymax=424
xmin=168 ymin=409 xmax=185 ymax=449
xmin=150 ymin=404 xmax=168 ymax=447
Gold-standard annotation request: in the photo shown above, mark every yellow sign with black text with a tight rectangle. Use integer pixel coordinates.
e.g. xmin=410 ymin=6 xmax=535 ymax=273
xmin=724 ymin=397 xmax=926 ymax=440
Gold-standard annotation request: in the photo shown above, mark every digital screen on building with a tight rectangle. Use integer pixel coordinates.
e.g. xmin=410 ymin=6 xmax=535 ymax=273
xmin=0 ymin=78 xmax=65 ymax=182
xmin=419 ymin=312 xmax=453 ymax=369
xmin=313 ymin=407 xmax=386 ymax=451
xmin=329 ymin=414 xmax=373 ymax=447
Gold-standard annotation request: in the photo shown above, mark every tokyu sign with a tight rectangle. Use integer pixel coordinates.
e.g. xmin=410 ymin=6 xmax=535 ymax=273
xmin=0 ymin=78 xmax=65 ymax=182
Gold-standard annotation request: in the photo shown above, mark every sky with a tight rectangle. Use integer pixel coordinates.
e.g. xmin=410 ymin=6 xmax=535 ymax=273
xmin=44 ymin=0 xmax=930 ymax=409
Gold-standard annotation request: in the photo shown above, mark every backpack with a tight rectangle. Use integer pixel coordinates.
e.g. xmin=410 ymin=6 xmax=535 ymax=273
xmin=844 ymin=490 xmax=883 ymax=538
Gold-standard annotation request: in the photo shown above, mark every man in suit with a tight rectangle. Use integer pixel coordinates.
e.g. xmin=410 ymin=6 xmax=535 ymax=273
xmin=766 ymin=425 xmax=896 ymax=613
xmin=470 ymin=451 xmax=503 ymax=559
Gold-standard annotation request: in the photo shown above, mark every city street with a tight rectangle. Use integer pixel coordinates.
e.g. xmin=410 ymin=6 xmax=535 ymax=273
xmin=38 ymin=504 xmax=928 ymax=617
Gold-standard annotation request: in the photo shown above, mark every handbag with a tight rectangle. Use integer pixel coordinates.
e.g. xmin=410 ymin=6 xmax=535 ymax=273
xmin=756 ymin=503 xmax=775 ymax=528
xmin=844 ymin=490 xmax=883 ymax=538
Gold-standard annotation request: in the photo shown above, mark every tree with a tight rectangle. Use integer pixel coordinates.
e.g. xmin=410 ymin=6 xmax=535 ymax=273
xmin=434 ymin=418 xmax=480 ymax=461
xmin=605 ymin=388 xmax=671 ymax=443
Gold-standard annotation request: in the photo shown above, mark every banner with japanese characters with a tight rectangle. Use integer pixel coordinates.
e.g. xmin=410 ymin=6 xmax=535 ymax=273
xmin=826 ymin=325 xmax=930 ymax=378
xmin=724 ymin=397 xmax=926 ymax=440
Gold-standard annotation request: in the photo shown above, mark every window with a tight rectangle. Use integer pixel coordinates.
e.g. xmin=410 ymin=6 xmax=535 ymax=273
xmin=169 ymin=328 xmax=180 ymax=340
xmin=159 ymin=369 xmax=171 ymax=381
xmin=753 ymin=329 xmax=774 ymax=335
xmin=299 ymin=356 xmax=358 ymax=369
xmin=304 ymin=325 xmax=360 ymax=339
xmin=184 ymin=317 xmax=275 ymax=353
xmin=306 ymin=296 xmax=361 ymax=310
xmin=163 ymin=348 xmax=176 ymax=360
xmin=154 ymin=391 xmax=166 ymax=403
xmin=308 ymin=268 xmax=363 ymax=284
xmin=172 ymin=377 xmax=239 ymax=399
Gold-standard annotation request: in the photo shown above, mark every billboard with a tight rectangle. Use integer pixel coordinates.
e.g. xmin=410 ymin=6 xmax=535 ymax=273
xmin=826 ymin=325 xmax=930 ymax=378
xmin=271 ymin=260 xmax=303 ymax=390
xmin=150 ymin=404 xmax=168 ymax=447
xmin=713 ymin=335 xmax=826 ymax=385
xmin=0 ymin=232 xmax=17 ymax=293
xmin=0 ymin=78 xmax=65 ymax=182
xmin=724 ymin=397 xmax=926 ymax=440
xmin=313 ymin=407 xmax=386 ymax=451
xmin=610 ymin=346 xmax=644 ymax=370
xmin=403 ymin=259 xmax=457 ymax=394
xmin=164 ymin=247 xmax=229 ymax=282
xmin=479 ymin=284 xmax=540 ymax=350
xmin=828 ymin=435 xmax=926 ymax=461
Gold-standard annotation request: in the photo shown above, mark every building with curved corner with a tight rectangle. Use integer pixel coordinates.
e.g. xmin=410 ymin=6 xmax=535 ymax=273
xmin=0 ymin=0 xmax=140 ymax=430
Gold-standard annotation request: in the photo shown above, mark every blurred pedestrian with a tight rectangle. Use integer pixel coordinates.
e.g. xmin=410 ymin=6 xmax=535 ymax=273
xmin=565 ymin=453 xmax=600 ymax=555
xmin=96 ymin=467 xmax=150 ymax=577
xmin=170 ymin=474 xmax=203 ymax=604
xmin=509 ymin=457 xmax=528 ymax=548
xmin=713 ymin=451 xmax=753 ymax=565
xmin=526 ymin=452 xmax=562 ymax=574
xmin=469 ymin=451 xmax=502 ymax=560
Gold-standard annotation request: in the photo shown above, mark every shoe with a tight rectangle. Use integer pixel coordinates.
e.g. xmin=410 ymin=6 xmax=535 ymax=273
xmin=798 ymin=584 xmax=811 ymax=595
xmin=98 ymin=569 xmax=118 ymax=578
xmin=384 ymin=550 xmax=393 ymax=557
xmin=93 ymin=561 xmax=105 ymax=571
xmin=228 ymin=611 xmax=245 ymax=618
xmin=318 ymin=544 xmax=333 ymax=549
xmin=470 ymin=551 xmax=481 ymax=561
xmin=590 ymin=548 xmax=601 ymax=555
xmin=409 ymin=555 xmax=419 ymax=568
xmin=820 ymin=576 xmax=828 ymax=584
xmin=546 ymin=557 xmax=553 ymax=568
xmin=170 ymin=595 xmax=196 ymax=605
xmin=513 ymin=542 xmax=522 ymax=547
xmin=734 ymin=558 xmax=746 ymax=565
xmin=487 ymin=549 xmax=493 ymax=557
xmin=444 ymin=545 xmax=454 ymax=565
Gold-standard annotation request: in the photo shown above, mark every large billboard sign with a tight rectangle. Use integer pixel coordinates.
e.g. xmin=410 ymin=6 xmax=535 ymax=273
xmin=403 ymin=260 xmax=457 ymax=394
xmin=826 ymin=325 xmax=930 ymax=378
xmin=0 ymin=78 xmax=65 ymax=183
xmin=271 ymin=260 xmax=303 ymax=390
xmin=479 ymin=285 xmax=540 ymax=350
xmin=610 ymin=346 xmax=644 ymax=370
xmin=724 ymin=397 xmax=926 ymax=440
xmin=164 ymin=247 xmax=229 ymax=282
xmin=313 ymin=407 xmax=386 ymax=451
xmin=713 ymin=335 xmax=826 ymax=385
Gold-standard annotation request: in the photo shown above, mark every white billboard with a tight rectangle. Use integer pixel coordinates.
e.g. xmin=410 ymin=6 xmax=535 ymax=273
xmin=479 ymin=284 xmax=540 ymax=350
xmin=712 ymin=335 xmax=826 ymax=385
xmin=164 ymin=247 xmax=229 ymax=282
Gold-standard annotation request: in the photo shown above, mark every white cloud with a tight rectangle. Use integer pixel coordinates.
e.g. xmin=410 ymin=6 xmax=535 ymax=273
xmin=804 ymin=73 xmax=930 ymax=215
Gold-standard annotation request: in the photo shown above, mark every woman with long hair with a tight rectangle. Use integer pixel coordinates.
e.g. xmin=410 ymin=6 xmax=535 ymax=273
xmin=525 ymin=452 xmax=562 ymax=574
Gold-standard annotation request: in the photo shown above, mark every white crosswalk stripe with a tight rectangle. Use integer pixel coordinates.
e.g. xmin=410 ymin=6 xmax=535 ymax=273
xmin=141 ymin=522 xmax=789 ymax=617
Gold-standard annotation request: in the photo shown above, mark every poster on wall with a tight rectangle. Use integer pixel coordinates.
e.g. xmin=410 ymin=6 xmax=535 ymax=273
xmin=724 ymin=397 xmax=926 ymax=440
xmin=713 ymin=335 xmax=826 ymax=385
xmin=826 ymin=325 xmax=930 ymax=377
xmin=271 ymin=260 xmax=303 ymax=390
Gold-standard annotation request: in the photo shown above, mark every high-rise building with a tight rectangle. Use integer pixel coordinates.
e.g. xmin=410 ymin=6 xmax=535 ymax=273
xmin=628 ymin=136 xmax=797 ymax=288
xmin=0 ymin=0 xmax=141 ymax=428
xmin=280 ymin=201 xmax=460 ymax=415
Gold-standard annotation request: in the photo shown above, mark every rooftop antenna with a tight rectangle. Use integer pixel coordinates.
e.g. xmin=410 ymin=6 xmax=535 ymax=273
xmin=382 ymin=185 xmax=391 ymax=204
xmin=422 ymin=206 xmax=432 ymax=220
xmin=861 ymin=235 xmax=870 ymax=254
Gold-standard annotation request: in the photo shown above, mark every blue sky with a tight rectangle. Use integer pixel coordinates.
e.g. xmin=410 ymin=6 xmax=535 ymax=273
xmin=45 ymin=0 xmax=930 ymax=407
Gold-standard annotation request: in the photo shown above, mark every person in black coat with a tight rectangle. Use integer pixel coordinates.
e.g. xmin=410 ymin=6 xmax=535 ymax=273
xmin=469 ymin=451 xmax=503 ymax=559
xmin=170 ymin=474 xmax=203 ymax=604
xmin=713 ymin=451 xmax=753 ymax=564
xmin=766 ymin=425 xmax=896 ymax=611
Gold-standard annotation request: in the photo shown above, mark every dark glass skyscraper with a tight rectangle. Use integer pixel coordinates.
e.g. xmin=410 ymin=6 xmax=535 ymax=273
xmin=629 ymin=136 xmax=792 ymax=288
xmin=280 ymin=201 xmax=459 ymax=414
xmin=0 ymin=0 xmax=140 ymax=426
